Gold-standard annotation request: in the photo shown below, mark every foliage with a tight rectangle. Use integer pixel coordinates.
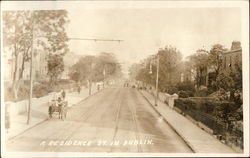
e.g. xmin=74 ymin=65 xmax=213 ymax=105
xmin=216 ymin=61 xmax=242 ymax=103
xmin=195 ymin=88 xmax=209 ymax=97
xmin=130 ymin=45 xmax=182 ymax=92
xmin=47 ymin=54 xmax=64 ymax=85
xmin=71 ymin=53 xmax=122 ymax=84
xmin=176 ymin=81 xmax=195 ymax=92
xmin=158 ymin=46 xmax=182 ymax=87
xmin=178 ymin=90 xmax=190 ymax=98
xmin=208 ymin=44 xmax=227 ymax=75
xmin=164 ymin=86 xmax=178 ymax=95
xmin=175 ymin=97 xmax=242 ymax=123
xmin=178 ymin=90 xmax=194 ymax=98
xmin=71 ymin=71 xmax=80 ymax=83
xmin=3 ymin=10 xmax=69 ymax=100
xmin=129 ymin=63 xmax=144 ymax=81
xmin=187 ymin=50 xmax=209 ymax=88
xmin=94 ymin=52 xmax=122 ymax=81
xmin=5 ymin=79 xmax=74 ymax=102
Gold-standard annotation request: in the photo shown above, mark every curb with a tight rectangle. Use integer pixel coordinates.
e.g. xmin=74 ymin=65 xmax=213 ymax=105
xmin=8 ymin=118 xmax=49 ymax=140
xmin=7 ymin=88 xmax=105 ymax=141
xmin=138 ymin=90 xmax=196 ymax=153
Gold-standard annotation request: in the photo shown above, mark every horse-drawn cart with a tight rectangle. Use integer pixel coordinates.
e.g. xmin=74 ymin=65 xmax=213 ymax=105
xmin=48 ymin=100 xmax=68 ymax=120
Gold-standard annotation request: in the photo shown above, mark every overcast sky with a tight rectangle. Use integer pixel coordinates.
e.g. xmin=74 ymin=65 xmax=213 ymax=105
xmin=66 ymin=7 xmax=241 ymax=66
xmin=2 ymin=1 xmax=243 ymax=74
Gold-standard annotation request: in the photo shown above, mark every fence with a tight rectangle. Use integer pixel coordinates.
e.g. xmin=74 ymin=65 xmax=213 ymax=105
xmin=174 ymin=103 xmax=243 ymax=150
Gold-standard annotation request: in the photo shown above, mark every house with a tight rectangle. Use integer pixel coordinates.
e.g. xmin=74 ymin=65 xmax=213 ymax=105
xmin=4 ymin=48 xmax=49 ymax=82
xmin=221 ymin=41 xmax=242 ymax=72
xmin=181 ymin=41 xmax=242 ymax=89
xmin=22 ymin=49 xmax=48 ymax=81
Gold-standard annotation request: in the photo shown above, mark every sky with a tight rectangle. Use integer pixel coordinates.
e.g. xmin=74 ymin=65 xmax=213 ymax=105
xmin=66 ymin=7 xmax=241 ymax=65
xmin=1 ymin=1 xmax=243 ymax=74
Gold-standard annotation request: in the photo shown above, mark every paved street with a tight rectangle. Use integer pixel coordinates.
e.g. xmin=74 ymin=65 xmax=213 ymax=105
xmin=6 ymin=87 xmax=192 ymax=153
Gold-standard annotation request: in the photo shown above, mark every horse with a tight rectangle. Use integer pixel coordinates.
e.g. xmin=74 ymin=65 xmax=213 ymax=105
xmin=48 ymin=100 xmax=68 ymax=120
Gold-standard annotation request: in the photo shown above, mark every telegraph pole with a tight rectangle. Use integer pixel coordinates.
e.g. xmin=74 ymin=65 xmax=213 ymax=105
xmin=103 ymin=67 xmax=106 ymax=89
xmin=155 ymin=52 xmax=159 ymax=106
xmin=27 ymin=21 xmax=34 ymax=125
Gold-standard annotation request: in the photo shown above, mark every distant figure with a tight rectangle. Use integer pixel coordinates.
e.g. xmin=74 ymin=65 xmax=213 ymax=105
xmin=97 ymin=84 xmax=100 ymax=91
xmin=78 ymin=86 xmax=81 ymax=94
xmin=61 ymin=90 xmax=66 ymax=100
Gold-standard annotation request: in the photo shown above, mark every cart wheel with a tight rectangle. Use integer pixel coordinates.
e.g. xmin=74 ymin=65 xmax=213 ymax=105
xmin=48 ymin=106 xmax=52 ymax=119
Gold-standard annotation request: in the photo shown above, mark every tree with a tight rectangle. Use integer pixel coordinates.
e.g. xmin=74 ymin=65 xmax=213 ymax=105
xmin=208 ymin=44 xmax=225 ymax=75
xmin=129 ymin=63 xmax=142 ymax=81
xmin=71 ymin=53 xmax=122 ymax=85
xmin=188 ymin=50 xmax=209 ymax=89
xmin=71 ymin=55 xmax=97 ymax=84
xmin=3 ymin=11 xmax=34 ymax=99
xmin=216 ymin=61 xmax=242 ymax=101
xmin=207 ymin=44 xmax=228 ymax=90
xmin=3 ymin=10 xmax=69 ymax=100
xmin=47 ymin=54 xmax=64 ymax=85
xmin=131 ymin=45 xmax=183 ymax=92
xmin=158 ymin=46 xmax=182 ymax=91
xmin=93 ymin=52 xmax=122 ymax=82
xmin=71 ymin=71 xmax=80 ymax=83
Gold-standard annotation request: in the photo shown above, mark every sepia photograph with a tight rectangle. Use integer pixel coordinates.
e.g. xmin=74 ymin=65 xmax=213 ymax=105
xmin=1 ymin=0 xmax=249 ymax=157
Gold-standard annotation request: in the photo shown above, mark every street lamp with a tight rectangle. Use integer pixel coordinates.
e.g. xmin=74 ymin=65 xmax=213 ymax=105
xmin=149 ymin=49 xmax=160 ymax=106
xmin=155 ymin=51 xmax=160 ymax=106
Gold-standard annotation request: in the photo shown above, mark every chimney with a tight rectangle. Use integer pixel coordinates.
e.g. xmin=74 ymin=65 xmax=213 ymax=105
xmin=231 ymin=41 xmax=241 ymax=50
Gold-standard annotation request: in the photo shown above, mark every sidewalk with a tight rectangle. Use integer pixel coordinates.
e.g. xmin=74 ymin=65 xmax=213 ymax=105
xmin=5 ymin=85 xmax=102 ymax=140
xmin=140 ymin=90 xmax=237 ymax=153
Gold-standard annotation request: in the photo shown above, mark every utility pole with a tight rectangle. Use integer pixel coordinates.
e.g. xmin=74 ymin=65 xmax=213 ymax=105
xmin=27 ymin=20 xmax=34 ymax=125
xmin=89 ymin=61 xmax=93 ymax=95
xmin=155 ymin=52 xmax=159 ymax=106
xmin=103 ymin=67 xmax=106 ymax=89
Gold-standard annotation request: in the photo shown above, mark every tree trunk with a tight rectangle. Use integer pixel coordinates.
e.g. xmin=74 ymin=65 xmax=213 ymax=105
xmin=13 ymin=80 xmax=21 ymax=101
xmin=19 ymin=55 xmax=25 ymax=79
xmin=12 ymin=53 xmax=19 ymax=100
xmin=19 ymin=46 xmax=30 ymax=80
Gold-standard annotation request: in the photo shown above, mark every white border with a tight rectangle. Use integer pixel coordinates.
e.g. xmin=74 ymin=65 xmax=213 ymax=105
xmin=1 ymin=1 xmax=249 ymax=157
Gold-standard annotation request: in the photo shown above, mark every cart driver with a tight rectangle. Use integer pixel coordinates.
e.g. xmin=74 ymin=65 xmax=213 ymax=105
xmin=57 ymin=97 xmax=63 ymax=107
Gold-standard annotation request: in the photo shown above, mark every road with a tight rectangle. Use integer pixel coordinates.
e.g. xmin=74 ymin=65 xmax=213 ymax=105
xmin=6 ymin=87 xmax=192 ymax=153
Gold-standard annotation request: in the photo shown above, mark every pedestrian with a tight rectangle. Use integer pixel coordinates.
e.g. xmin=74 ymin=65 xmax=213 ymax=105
xmin=61 ymin=90 xmax=66 ymax=100
xmin=78 ymin=86 xmax=81 ymax=94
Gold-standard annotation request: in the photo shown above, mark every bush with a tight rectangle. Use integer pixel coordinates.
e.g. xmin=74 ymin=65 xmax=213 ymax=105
xmin=17 ymin=83 xmax=30 ymax=101
xmin=5 ymin=80 xmax=75 ymax=101
xmin=174 ymin=98 xmax=197 ymax=111
xmin=195 ymin=88 xmax=209 ymax=97
xmin=174 ymin=97 xmax=227 ymax=114
xmin=177 ymin=81 xmax=195 ymax=92
xmin=4 ymin=86 xmax=14 ymax=102
xmin=178 ymin=90 xmax=194 ymax=98
xmin=164 ymin=86 xmax=178 ymax=95
xmin=178 ymin=90 xmax=189 ymax=98
xmin=33 ymin=83 xmax=53 ymax=98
